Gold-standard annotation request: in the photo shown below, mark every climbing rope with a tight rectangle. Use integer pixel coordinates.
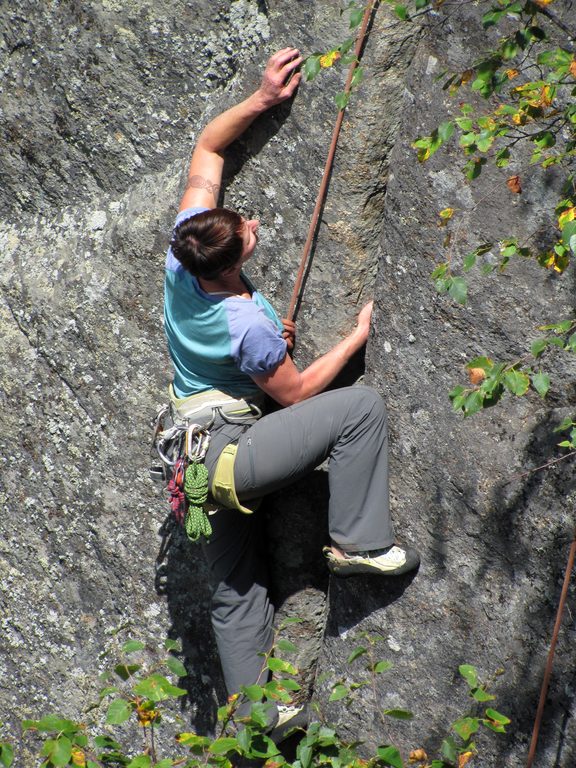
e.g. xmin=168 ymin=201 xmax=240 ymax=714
xmin=526 ymin=528 xmax=576 ymax=768
xmin=287 ymin=0 xmax=377 ymax=321
xmin=183 ymin=461 xmax=212 ymax=542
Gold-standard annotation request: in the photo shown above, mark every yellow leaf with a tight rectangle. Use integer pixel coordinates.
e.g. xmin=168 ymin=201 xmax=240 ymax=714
xmin=439 ymin=207 xmax=455 ymax=220
xmin=459 ymin=752 xmax=475 ymax=768
xmin=319 ymin=50 xmax=341 ymax=68
xmin=534 ymin=0 xmax=554 ymax=5
xmin=512 ymin=112 xmax=525 ymax=125
xmin=570 ymin=59 xmax=576 ymax=78
xmin=409 ymin=748 xmax=428 ymax=763
xmin=506 ymin=69 xmax=519 ymax=79
xmin=71 ymin=749 xmax=86 ymax=767
xmin=541 ymin=85 xmax=554 ymax=106
xmin=558 ymin=207 xmax=576 ymax=228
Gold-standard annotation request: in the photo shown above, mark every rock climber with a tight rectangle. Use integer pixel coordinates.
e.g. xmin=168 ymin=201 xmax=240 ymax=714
xmin=162 ymin=48 xmax=419 ymax=733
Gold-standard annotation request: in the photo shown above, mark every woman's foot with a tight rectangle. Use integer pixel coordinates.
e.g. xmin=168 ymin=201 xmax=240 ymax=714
xmin=324 ymin=543 xmax=420 ymax=577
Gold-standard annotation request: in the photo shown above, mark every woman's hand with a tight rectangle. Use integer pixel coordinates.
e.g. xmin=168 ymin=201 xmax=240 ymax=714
xmin=281 ymin=317 xmax=297 ymax=352
xmin=354 ymin=301 xmax=373 ymax=345
xmin=257 ymin=48 xmax=303 ymax=109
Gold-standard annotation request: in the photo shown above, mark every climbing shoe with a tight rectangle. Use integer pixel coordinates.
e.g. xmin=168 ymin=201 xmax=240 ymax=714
xmin=268 ymin=704 xmax=309 ymax=744
xmin=323 ymin=544 xmax=420 ymax=577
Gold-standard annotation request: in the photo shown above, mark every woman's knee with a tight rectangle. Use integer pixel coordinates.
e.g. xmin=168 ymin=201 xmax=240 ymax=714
xmin=348 ymin=386 xmax=387 ymax=422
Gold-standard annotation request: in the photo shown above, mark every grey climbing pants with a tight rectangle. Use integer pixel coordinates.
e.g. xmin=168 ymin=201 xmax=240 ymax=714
xmin=200 ymin=386 xmax=394 ymax=705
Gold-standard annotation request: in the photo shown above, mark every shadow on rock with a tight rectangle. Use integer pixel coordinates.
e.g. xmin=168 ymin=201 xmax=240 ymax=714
xmin=155 ymin=514 xmax=226 ymax=734
xmin=324 ymin=568 xmax=419 ymax=637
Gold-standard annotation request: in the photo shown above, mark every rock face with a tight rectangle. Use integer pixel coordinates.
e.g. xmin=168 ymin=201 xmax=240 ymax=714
xmin=0 ymin=1 xmax=574 ymax=766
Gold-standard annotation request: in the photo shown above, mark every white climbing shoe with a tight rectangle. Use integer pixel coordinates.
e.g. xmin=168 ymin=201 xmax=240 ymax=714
xmin=323 ymin=544 xmax=420 ymax=577
xmin=268 ymin=704 xmax=309 ymax=744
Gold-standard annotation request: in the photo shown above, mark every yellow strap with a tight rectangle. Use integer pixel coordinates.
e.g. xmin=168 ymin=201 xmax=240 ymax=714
xmin=210 ymin=443 xmax=261 ymax=515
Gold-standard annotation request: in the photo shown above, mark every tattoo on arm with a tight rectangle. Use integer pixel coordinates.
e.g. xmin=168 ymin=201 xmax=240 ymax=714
xmin=186 ymin=174 xmax=220 ymax=200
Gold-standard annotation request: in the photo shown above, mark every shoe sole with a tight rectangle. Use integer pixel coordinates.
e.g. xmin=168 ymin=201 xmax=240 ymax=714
xmin=325 ymin=550 xmax=420 ymax=578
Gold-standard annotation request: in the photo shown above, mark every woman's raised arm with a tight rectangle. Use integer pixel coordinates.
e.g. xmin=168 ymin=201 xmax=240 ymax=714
xmin=179 ymin=48 xmax=302 ymax=212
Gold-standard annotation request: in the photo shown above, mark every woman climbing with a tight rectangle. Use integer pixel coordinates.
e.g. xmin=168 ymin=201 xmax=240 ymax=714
xmin=163 ymin=48 xmax=419 ymax=732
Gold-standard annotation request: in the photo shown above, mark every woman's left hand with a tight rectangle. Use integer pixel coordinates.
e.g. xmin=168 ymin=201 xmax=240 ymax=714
xmin=281 ymin=318 xmax=296 ymax=352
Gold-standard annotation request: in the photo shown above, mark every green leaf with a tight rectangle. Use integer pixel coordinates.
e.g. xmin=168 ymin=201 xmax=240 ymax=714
xmin=504 ymin=370 xmax=530 ymax=396
xmin=376 ymin=745 xmax=404 ymax=768
xmin=241 ymin=684 xmax=263 ymax=703
xmin=339 ymin=38 xmax=355 ymax=56
xmin=22 ymin=715 xmax=78 ymax=734
xmin=395 ymin=5 xmax=409 ymax=21
xmin=456 ymin=117 xmax=474 ymax=132
xmin=106 ymin=699 xmax=133 ymax=725
xmin=383 ymin=709 xmax=413 ymax=720
xmin=133 ymin=674 xmax=187 ymax=702
xmin=373 ymin=660 xmax=393 ymax=674
xmin=449 ymin=385 xmax=468 ymax=412
xmin=349 ymin=8 xmax=364 ymax=28
xmin=554 ymin=416 xmax=574 ymax=433
xmin=329 ymin=683 xmax=349 ymax=702
xmin=280 ymin=678 xmax=301 ymax=692
xmin=464 ymin=390 xmax=485 ymax=416
xmin=463 ymin=252 xmax=477 ymax=271
xmin=127 ymin=756 xmax=151 ymax=768
xmin=335 ymin=91 xmax=350 ymax=110
xmin=431 ymin=262 xmax=449 ymax=280
xmin=303 ymin=55 xmax=321 ymax=81
xmin=209 ymin=738 xmax=239 ymax=755
xmin=0 ymin=744 xmax=14 ymax=768
xmin=561 ymin=220 xmax=576 ymax=249
xmin=464 ymin=156 xmax=486 ymax=180
xmin=276 ymin=639 xmax=298 ymax=653
xmin=531 ymin=338 xmax=549 ymax=358
xmin=472 ymin=687 xmax=496 ymax=702
xmin=448 ymin=276 xmax=467 ymax=305
xmin=347 ymin=646 xmax=368 ymax=663
xmin=267 ymin=657 xmax=297 ymax=675
xmin=122 ymin=640 xmax=145 ymax=654
xmin=164 ymin=638 xmax=182 ymax=652
xmin=115 ymin=663 xmax=141 ymax=681
xmin=351 ymin=67 xmax=364 ymax=89
xmin=441 ymin=736 xmax=458 ymax=763
xmin=177 ymin=732 xmax=211 ymax=749
xmin=452 ymin=716 xmax=480 ymax=740
xmin=467 ymin=356 xmax=493 ymax=372
xmin=278 ymin=617 xmax=304 ymax=627
xmin=94 ymin=735 xmax=122 ymax=750
xmin=165 ymin=656 xmax=187 ymax=678
xmin=459 ymin=664 xmax=479 ymax=688
xmin=531 ymin=371 xmax=550 ymax=398
xmin=41 ymin=736 xmax=72 ymax=767
xmin=485 ymin=708 xmax=511 ymax=725
xmin=438 ymin=121 xmax=454 ymax=143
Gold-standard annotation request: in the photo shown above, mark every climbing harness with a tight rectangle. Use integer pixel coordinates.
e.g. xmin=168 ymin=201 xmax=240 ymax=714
xmin=150 ymin=388 xmax=263 ymax=541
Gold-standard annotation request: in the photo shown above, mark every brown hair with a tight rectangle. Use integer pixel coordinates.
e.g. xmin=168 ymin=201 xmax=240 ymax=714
xmin=170 ymin=208 xmax=244 ymax=279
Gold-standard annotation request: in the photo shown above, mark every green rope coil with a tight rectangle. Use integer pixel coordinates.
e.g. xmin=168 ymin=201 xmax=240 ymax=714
xmin=183 ymin=462 xmax=212 ymax=542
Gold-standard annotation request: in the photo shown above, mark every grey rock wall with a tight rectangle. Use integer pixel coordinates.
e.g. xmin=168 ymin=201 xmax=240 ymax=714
xmin=1 ymin=0 xmax=574 ymax=766
xmin=321 ymin=4 xmax=575 ymax=767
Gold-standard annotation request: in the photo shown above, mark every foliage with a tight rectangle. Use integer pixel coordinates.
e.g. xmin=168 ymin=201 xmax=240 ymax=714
xmin=302 ymin=1 xmax=575 ymax=447
xmin=302 ymin=1 xmax=369 ymax=110
xmin=398 ymin=0 xmax=576 ymax=450
xmin=1 ymin=631 xmax=508 ymax=768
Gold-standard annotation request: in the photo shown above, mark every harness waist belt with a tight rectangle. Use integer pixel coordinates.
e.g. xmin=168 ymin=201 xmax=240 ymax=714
xmin=169 ymin=384 xmax=264 ymax=423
